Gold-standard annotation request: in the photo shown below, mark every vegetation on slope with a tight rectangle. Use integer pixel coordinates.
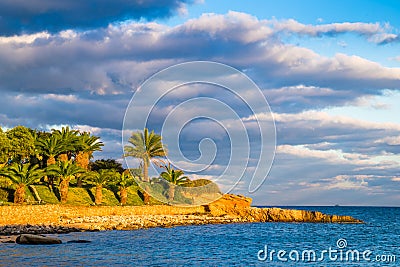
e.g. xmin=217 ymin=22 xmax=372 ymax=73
xmin=0 ymin=126 xmax=220 ymax=206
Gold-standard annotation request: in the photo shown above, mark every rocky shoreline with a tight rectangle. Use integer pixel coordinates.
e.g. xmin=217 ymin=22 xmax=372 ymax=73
xmin=0 ymin=195 xmax=363 ymax=243
xmin=0 ymin=214 xmax=246 ymax=237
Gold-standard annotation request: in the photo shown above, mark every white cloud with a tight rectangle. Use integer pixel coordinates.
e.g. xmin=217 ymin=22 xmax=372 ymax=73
xmin=43 ymin=94 xmax=79 ymax=103
xmin=375 ymin=136 xmax=400 ymax=145
xmin=272 ymin=110 xmax=400 ymax=131
xmin=324 ymin=175 xmax=369 ymax=190
xmin=271 ymin=19 xmax=383 ymax=37
xmin=277 ymin=144 xmax=400 ymax=168
xmin=180 ymin=11 xmax=273 ymax=44
xmin=0 ymin=32 xmax=51 ymax=44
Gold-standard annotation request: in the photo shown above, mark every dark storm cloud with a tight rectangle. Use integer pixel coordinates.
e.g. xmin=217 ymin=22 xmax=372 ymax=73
xmin=0 ymin=0 xmax=193 ymax=35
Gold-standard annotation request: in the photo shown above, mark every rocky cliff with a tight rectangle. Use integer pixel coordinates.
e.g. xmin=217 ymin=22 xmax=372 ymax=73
xmin=203 ymin=194 xmax=362 ymax=223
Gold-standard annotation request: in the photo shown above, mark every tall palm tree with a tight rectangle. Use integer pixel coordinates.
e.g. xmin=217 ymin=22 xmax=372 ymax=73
xmin=47 ymin=161 xmax=85 ymax=203
xmin=124 ymin=128 xmax=167 ymax=182
xmin=0 ymin=163 xmax=44 ymax=203
xmin=83 ymin=169 xmax=118 ymax=205
xmin=124 ymin=128 xmax=167 ymax=204
xmin=52 ymin=127 xmax=79 ymax=162
xmin=160 ymin=163 xmax=189 ymax=202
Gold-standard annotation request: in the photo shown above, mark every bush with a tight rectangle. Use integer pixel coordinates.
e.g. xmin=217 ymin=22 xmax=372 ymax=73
xmin=181 ymin=179 xmax=221 ymax=195
xmin=0 ymin=188 xmax=9 ymax=202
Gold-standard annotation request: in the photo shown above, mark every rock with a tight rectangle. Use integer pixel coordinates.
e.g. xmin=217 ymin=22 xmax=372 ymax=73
xmin=67 ymin=240 xmax=91 ymax=243
xmin=245 ymin=207 xmax=362 ymax=223
xmin=203 ymin=194 xmax=252 ymax=216
xmin=0 ymin=236 xmax=17 ymax=243
xmin=16 ymin=234 xmax=62 ymax=245
xmin=203 ymin=194 xmax=362 ymax=223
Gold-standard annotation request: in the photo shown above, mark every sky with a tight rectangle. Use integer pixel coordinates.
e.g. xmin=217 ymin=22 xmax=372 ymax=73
xmin=0 ymin=0 xmax=399 ymax=206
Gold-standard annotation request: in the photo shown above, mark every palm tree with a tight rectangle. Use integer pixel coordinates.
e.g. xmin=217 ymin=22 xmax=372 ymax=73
xmin=83 ymin=169 xmax=118 ymax=205
xmin=35 ymin=134 xmax=67 ymax=189
xmin=75 ymin=132 xmax=104 ymax=187
xmin=35 ymin=134 xmax=66 ymax=166
xmin=124 ymin=128 xmax=167 ymax=182
xmin=160 ymin=163 xmax=189 ymax=202
xmin=75 ymin=132 xmax=104 ymax=170
xmin=52 ymin=127 xmax=79 ymax=162
xmin=0 ymin=163 xmax=44 ymax=203
xmin=47 ymin=161 xmax=85 ymax=203
xmin=115 ymin=170 xmax=138 ymax=205
xmin=124 ymin=128 xmax=167 ymax=204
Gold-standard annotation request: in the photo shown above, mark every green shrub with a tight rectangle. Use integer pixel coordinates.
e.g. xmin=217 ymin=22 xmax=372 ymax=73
xmin=181 ymin=179 xmax=221 ymax=195
xmin=0 ymin=188 xmax=9 ymax=202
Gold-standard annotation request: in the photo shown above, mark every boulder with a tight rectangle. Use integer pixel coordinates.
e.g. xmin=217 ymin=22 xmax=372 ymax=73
xmin=203 ymin=194 xmax=252 ymax=216
xmin=16 ymin=234 xmax=62 ymax=245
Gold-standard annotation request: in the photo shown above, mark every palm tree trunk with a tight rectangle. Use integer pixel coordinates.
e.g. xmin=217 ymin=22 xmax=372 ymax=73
xmin=141 ymin=186 xmax=150 ymax=205
xmin=120 ymin=187 xmax=128 ymax=205
xmin=47 ymin=156 xmax=56 ymax=166
xmin=14 ymin=184 xmax=25 ymax=204
xmin=95 ymin=185 xmax=103 ymax=205
xmin=168 ymin=184 xmax=176 ymax=202
xmin=143 ymin=160 xmax=149 ymax=182
xmin=75 ymin=152 xmax=89 ymax=187
xmin=75 ymin=151 xmax=89 ymax=169
xmin=44 ymin=156 xmax=56 ymax=190
xmin=141 ymin=160 xmax=151 ymax=204
xmin=60 ymin=178 xmax=70 ymax=203
xmin=58 ymin=154 xmax=68 ymax=162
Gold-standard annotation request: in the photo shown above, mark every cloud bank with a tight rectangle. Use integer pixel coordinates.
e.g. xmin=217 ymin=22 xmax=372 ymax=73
xmin=0 ymin=10 xmax=399 ymax=205
xmin=0 ymin=0 xmax=193 ymax=35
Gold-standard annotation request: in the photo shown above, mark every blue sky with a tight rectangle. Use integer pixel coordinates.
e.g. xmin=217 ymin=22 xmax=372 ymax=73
xmin=0 ymin=0 xmax=399 ymax=206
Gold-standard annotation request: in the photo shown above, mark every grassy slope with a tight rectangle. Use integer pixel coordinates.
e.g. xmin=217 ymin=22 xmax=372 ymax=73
xmin=1 ymin=182 xmax=195 ymax=206
xmin=0 ymin=184 xmax=168 ymax=206
xmin=34 ymin=185 xmax=59 ymax=204
xmin=126 ymin=186 xmax=144 ymax=205
xmin=88 ymin=187 xmax=120 ymax=206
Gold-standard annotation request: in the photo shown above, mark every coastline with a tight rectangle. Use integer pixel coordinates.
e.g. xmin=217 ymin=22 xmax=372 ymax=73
xmin=0 ymin=196 xmax=363 ymax=241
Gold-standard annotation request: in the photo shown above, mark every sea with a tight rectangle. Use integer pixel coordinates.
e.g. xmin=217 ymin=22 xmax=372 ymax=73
xmin=0 ymin=207 xmax=398 ymax=266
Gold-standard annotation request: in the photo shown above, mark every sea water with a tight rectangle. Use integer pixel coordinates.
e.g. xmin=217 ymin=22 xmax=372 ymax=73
xmin=0 ymin=207 xmax=398 ymax=266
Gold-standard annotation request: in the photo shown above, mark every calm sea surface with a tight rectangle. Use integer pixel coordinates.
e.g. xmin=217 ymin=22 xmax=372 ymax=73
xmin=0 ymin=207 xmax=398 ymax=266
